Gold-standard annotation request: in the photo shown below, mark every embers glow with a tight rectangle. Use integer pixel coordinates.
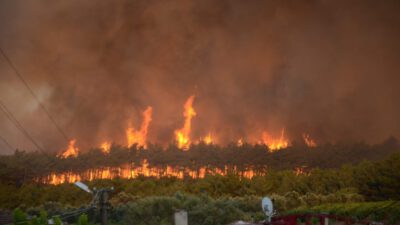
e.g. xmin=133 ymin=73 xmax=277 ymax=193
xmin=303 ymin=133 xmax=317 ymax=147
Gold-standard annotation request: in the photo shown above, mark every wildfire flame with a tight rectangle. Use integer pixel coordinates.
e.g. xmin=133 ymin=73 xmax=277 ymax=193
xmin=175 ymin=95 xmax=196 ymax=150
xmin=55 ymin=96 xmax=319 ymax=156
xmin=41 ymin=162 xmax=311 ymax=185
xmin=41 ymin=160 xmax=263 ymax=185
xmin=58 ymin=139 xmax=79 ymax=158
xmin=100 ymin=141 xmax=111 ymax=153
xmin=262 ymin=129 xmax=289 ymax=151
xmin=126 ymin=106 xmax=153 ymax=149
xmin=303 ymin=133 xmax=317 ymax=147
xmin=237 ymin=138 xmax=244 ymax=147
xmin=202 ymin=133 xmax=213 ymax=145
xmin=294 ymin=167 xmax=306 ymax=176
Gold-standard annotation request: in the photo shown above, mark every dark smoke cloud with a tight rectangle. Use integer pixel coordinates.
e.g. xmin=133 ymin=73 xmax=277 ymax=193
xmin=0 ymin=0 xmax=399 ymax=153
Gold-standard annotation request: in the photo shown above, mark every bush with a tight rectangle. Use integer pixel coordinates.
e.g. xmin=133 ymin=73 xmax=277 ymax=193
xmin=77 ymin=214 xmax=89 ymax=225
xmin=111 ymin=193 xmax=263 ymax=225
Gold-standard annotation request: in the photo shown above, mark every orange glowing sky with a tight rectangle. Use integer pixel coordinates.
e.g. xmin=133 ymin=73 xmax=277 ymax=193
xmin=0 ymin=0 xmax=399 ymax=154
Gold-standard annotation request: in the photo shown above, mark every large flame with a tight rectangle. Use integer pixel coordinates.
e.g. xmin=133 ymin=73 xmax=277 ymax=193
xmin=175 ymin=95 xmax=196 ymax=150
xmin=262 ymin=129 xmax=289 ymax=151
xmin=302 ymin=133 xmax=317 ymax=147
xmin=58 ymin=139 xmax=79 ymax=158
xmin=126 ymin=106 xmax=153 ymax=149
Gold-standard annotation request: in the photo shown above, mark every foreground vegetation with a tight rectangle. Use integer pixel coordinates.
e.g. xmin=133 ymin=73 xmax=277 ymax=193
xmin=10 ymin=193 xmax=364 ymax=225
xmin=10 ymin=195 xmax=400 ymax=225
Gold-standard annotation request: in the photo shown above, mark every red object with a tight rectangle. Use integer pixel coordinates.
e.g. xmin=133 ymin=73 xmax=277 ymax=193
xmin=269 ymin=213 xmax=385 ymax=225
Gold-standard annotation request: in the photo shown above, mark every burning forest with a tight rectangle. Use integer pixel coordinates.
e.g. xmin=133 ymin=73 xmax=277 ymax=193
xmin=1 ymin=1 xmax=400 ymax=224
xmin=58 ymin=95 xmax=316 ymax=158
xmin=26 ymin=137 xmax=400 ymax=185
xmin=45 ymin=94 xmax=324 ymax=184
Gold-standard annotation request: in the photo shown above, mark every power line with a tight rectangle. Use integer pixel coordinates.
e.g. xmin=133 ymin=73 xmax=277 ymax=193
xmin=0 ymin=100 xmax=44 ymax=152
xmin=0 ymin=100 xmax=43 ymax=151
xmin=0 ymin=134 xmax=14 ymax=152
xmin=0 ymin=47 xmax=70 ymax=143
xmin=57 ymin=207 xmax=94 ymax=220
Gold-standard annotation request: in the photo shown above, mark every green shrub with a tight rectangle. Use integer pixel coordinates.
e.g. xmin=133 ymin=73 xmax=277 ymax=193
xmin=77 ymin=213 xmax=89 ymax=225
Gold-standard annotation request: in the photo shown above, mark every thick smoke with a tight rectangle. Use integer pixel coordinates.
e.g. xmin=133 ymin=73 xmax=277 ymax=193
xmin=0 ymin=0 xmax=399 ymax=153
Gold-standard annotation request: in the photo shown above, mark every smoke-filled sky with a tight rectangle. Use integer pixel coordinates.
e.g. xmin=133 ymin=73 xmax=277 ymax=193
xmin=0 ymin=0 xmax=399 ymax=153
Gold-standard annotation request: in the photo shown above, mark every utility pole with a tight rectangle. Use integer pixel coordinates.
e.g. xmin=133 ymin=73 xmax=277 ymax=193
xmin=74 ymin=182 xmax=113 ymax=225
xmin=99 ymin=189 xmax=110 ymax=225
xmin=96 ymin=187 xmax=113 ymax=225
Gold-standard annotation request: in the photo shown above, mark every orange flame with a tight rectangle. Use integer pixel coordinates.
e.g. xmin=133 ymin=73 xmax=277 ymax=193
xmin=262 ymin=129 xmax=289 ymax=151
xmin=237 ymin=138 xmax=244 ymax=147
xmin=40 ymin=161 xmax=263 ymax=185
xmin=175 ymin=96 xmax=196 ymax=150
xmin=126 ymin=106 xmax=153 ymax=149
xmin=100 ymin=141 xmax=111 ymax=153
xmin=303 ymin=133 xmax=317 ymax=147
xmin=203 ymin=133 xmax=213 ymax=145
xmin=294 ymin=167 xmax=305 ymax=176
xmin=58 ymin=139 xmax=79 ymax=158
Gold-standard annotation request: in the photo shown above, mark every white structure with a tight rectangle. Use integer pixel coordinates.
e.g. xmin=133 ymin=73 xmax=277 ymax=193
xmin=228 ymin=221 xmax=256 ymax=225
xmin=174 ymin=210 xmax=188 ymax=225
xmin=261 ymin=197 xmax=274 ymax=222
xmin=74 ymin=181 xmax=92 ymax=193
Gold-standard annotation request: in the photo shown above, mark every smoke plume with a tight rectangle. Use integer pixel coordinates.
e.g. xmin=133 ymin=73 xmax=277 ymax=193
xmin=0 ymin=0 xmax=399 ymax=153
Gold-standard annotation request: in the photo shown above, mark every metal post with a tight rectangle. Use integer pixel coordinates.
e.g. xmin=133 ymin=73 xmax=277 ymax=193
xmin=100 ymin=190 xmax=109 ymax=225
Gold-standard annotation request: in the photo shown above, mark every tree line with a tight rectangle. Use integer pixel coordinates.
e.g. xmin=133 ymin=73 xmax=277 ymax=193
xmin=0 ymin=137 xmax=398 ymax=186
